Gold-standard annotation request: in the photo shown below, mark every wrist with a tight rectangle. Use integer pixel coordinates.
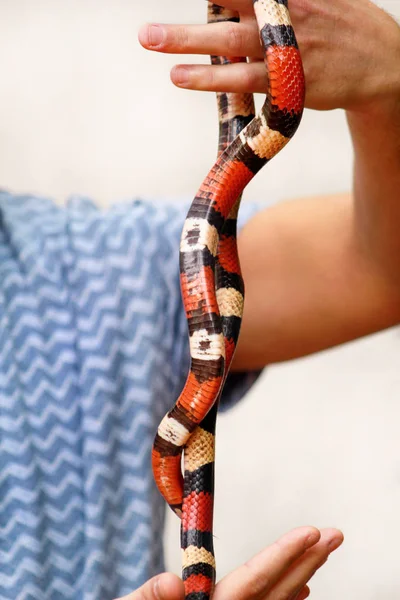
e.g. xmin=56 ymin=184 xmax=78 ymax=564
xmin=346 ymin=64 xmax=400 ymax=127
xmin=346 ymin=14 xmax=400 ymax=118
xmin=347 ymin=89 xmax=400 ymax=123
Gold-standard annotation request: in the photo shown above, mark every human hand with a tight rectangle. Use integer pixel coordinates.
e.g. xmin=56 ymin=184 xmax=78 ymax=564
xmin=138 ymin=0 xmax=400 ymax=112
xmin=115 ymin=526 xmax=343 ymax=600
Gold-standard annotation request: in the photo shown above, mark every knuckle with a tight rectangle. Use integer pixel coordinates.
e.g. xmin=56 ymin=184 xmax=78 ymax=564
xmin=269 ymin=536 xmax=302 ymax=565
xmin=226 ymin=23 xmax=243 ymax=53
xmin=241 ymin=65 xmax=258 ymax=92
xmin=271 ymin=538 xmax=293 ymax=560
xmin=242 ymin=560 xmax=272 ymax=597
xmin=291 ymin=0 xmax=314 ymax=18
xmin=203 ymin=66 xmax=216 ymax=90
xmin=209 ymin=69 xmax=217 ymax=90
xmin=175 ymin=26 xmax=190 ymax=51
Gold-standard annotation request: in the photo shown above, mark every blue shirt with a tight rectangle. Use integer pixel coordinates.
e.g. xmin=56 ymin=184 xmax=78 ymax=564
xmin=0 ymin=192 xmax=260 ymax=599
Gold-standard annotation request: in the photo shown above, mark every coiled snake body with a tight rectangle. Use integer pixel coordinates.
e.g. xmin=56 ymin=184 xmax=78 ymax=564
xmin=152 ymin=1 xmax=305 ymax=598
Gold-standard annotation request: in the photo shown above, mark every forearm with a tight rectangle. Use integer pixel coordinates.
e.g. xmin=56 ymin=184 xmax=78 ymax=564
xmin=345 ymin=9 xmax=400 ymax=275
xmin=347 ymin=96 xmax=400 ymax=279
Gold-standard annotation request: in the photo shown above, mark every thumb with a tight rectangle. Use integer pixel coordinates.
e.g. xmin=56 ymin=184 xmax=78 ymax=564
xmin=115 ymin=573 xmax=184 ymax=600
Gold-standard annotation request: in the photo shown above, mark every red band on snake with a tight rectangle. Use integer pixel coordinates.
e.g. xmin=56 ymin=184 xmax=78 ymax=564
xmin=152 ymin=2 xmax=305 ymax=598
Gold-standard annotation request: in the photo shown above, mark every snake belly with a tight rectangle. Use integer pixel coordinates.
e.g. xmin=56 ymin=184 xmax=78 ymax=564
xmin=152 ymin=1 xmax=305 ymax=598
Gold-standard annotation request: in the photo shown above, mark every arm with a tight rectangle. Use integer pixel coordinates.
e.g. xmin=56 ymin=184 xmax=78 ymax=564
xmin=139 ymin=0 xmax=400 ymax=369
xmin=236 ymin=92 xmax=400 ymax=369
xmin=235 ymin=191 xmax=400 ymax=369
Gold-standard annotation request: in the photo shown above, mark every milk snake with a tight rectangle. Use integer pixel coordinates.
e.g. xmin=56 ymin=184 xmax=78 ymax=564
xmin=152 ymin=1 xmax=305 ymax=598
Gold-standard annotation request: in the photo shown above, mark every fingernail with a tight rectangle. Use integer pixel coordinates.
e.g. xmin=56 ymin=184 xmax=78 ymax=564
xmin=304 ymin=530 xmax=320 ymax=549
xmin=172 ymin=66 xmax=190 ymax=86
xmin=154 ymin=577 xmax=163 ymax=600
xmin=328 ymin=536 xmax=342 ymax=551
xmin=293 ymin=588 xmax=310 ymax=600
xmin=148 ymin=24 xmax=165 ymax=47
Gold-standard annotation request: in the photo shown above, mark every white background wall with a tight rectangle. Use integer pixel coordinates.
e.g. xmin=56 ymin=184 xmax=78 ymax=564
xmin=0 ymin=1 xmax=399 ymax=598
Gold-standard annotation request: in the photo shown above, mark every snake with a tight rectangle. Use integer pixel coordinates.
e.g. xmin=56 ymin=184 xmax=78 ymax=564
xmin=152 ymin=1 xmax=305 ymax=598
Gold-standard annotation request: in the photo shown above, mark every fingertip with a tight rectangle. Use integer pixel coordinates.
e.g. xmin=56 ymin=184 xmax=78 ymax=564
xmin=316 ymin=527 xmax=344 ymax=552
xmin=138 ymin=23 xmax=165 ymax=49
xmin=273 ymin=526 xmax=321 ymax=552
xmin=170 ymin=66 xmax=190 ymax=87
xmin=138 ymin=23 xmax=149 ymax=48
xmin=327 ymin=529 xmax=345 ymax=551
xmin=156 ymin=573 xmax=185 ymax=600
xmin=295 ymin=584 xmax=311 ymax=600
xmin=303 ymin=526 xmax=321 ymax=549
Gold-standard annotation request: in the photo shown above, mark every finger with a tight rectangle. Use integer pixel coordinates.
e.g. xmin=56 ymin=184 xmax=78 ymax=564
xmin=294 ymin=585 xmax=310 ymax=600
xmin=214 ymin=526 xmax=321 ymax=600
xmin=115 ymin=573 xmax=184 ymax=600
xmin=171 ymin=61 xmax=267 ymax=93
xmin=138 ymin=21 xmax=262 ymax=58
xmin=268 ymin=528 xmax=344 ymax=600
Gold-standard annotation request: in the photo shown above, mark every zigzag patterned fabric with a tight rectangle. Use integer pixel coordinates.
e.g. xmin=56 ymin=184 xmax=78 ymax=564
xmin=0 ymin=192 xmax=260 ymax=600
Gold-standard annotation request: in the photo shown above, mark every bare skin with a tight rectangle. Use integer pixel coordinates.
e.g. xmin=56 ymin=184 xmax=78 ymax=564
xmin=115 ymin=527 xmax=343 ymax=600
xmin=138 ymin=0 xmax=400 ymax=369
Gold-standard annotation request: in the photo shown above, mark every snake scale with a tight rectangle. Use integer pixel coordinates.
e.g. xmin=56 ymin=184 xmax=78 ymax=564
xmin=152 ymin=1 xmax=305 ymax=598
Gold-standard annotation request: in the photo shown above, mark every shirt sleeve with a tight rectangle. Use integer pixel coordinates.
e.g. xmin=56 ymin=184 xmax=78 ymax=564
xmin=165 ymin=201 xmax=264 ymax=413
